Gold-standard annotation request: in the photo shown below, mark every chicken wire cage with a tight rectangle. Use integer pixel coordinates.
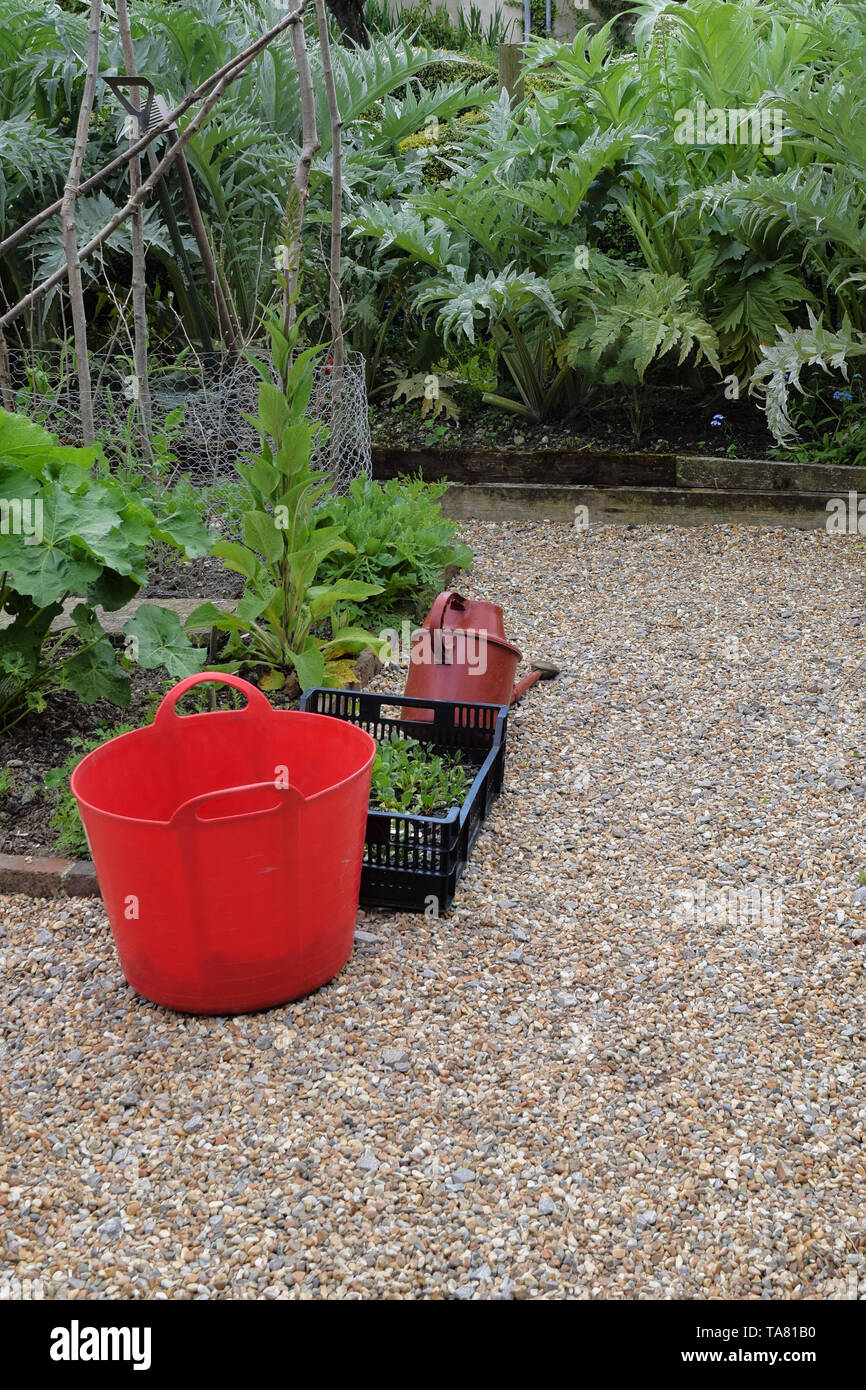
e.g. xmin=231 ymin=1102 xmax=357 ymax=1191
xmin=3 ymin=344 xmax=371 ymax=500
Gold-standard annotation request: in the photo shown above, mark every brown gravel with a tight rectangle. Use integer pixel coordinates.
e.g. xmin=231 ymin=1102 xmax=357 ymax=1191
xmin=1 ymin=520 xmax=865 ymax=1300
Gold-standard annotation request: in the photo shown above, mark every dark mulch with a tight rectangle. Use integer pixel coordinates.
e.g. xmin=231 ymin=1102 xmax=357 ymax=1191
xmin=371 ymin=384 xmax=777 ymax=459
xmin=0 ymin=669 xmax=168 ymax=860
xmin=4 ymin=562 xmax=248 ymax=859
xmin=146 ymin=553 xmax=242 ymax=601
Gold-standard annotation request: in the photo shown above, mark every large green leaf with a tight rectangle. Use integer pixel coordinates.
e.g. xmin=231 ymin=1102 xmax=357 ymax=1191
xmin=85 ymin=568 xmax=140 ymax=614
xmin=242 ymin=509 xmax=284 ymax=566
xmin=0 ymin=407 xmax=98 ymax=474
xmin=123 ymin=605 xmax=206 ymax=679
xmin=0 ymin=601 xmax=60 ymax=681
xmin=61 ymin=638 xmax=130 ymax=708
xmin=211 ymin=539 xmax=262 ymax=581
xmin=306 ymin=580 xmax=383 ymax=621
xmin=321 ymin=626 xmax=386 ymax=659
xmin=184 ymin=599 xmax=247 ymax=633
xmin=287 ymin=640 xmax=325 ymax=692
xmin=151 ymin=507 xmax=214 ymax=559
xmin=0 ymin=474 xmax=102 ymax=608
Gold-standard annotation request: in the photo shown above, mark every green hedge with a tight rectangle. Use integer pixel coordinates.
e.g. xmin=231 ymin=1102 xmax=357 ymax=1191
xmin=413 ymin=56 xmax=497 ymax=92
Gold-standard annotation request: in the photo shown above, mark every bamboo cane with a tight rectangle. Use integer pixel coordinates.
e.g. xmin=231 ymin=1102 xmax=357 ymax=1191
xmin=60 ymin=0 xmax=102 ymax=444
xmin=0 ymin=2 xmax=309 ymax=332
xmin=116 ymin=0 xmax=153 ymax=444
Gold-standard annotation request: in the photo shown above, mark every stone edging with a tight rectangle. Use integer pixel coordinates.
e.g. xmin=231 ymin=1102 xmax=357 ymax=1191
xmin=0 ymin=854 xmax=99 ymax=899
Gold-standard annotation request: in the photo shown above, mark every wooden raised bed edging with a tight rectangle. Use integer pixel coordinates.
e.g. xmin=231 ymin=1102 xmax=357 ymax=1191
xmin=373 ymin=447 xmax=863 ymax=528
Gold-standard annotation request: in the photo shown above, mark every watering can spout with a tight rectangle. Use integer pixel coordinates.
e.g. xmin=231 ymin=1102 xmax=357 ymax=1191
xmin=511 ymin=670 xmax=541 ymax=703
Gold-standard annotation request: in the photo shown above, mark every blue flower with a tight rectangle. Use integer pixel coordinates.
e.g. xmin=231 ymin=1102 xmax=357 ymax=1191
xmin=833 ymin=390 xmax=852 ymax=401
xmin=710 ymin=413 xmax=724 ymax=425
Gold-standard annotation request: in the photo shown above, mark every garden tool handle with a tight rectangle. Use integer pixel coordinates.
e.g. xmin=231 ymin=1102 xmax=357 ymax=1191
xmin=426 ymin=589 xmax=466 ymax=632
xmin=154 ymin=671 xmax=274 ymax=727
xmin=170 ymin=780 xmax=303 ymax=828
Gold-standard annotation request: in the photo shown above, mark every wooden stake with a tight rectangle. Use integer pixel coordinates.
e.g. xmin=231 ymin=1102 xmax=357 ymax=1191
xmin=60 ymin=0 xmax=102 ymax=444
xmin=282 ymin=13 xmax=320 ymax=344
xmin=498 ymin=43 xmax=525 ymax=105
xmin=0 ymin=326 xmax=14 ymax=410
xmin=116 ymin=0 xmax=153 ymax=444
xmin=171 ymin=144 xmax=239 ymax=352
xmin=0 ymin=3 xmax=310 ymax=333
xmin=314 ymin=0 xmax=345 ymax=479
xmin=314 ymin=0 xmax=344 ymax=371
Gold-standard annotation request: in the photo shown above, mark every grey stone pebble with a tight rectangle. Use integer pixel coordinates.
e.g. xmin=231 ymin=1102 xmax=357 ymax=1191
xmin=3 ymin=519 xmax=865 ymax=1302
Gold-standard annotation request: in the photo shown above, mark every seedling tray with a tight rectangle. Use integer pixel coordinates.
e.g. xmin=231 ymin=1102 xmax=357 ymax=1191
xmin=299 ymin=689 xmax=509 ymax=913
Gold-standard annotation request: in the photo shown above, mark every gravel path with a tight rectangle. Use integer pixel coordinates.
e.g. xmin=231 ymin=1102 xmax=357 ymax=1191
xmin=2 ymin=521 xmax=865 ymax=1300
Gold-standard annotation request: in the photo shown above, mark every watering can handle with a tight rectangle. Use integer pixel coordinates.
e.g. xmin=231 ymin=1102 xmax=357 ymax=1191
xmin=426 ymin=590 xmax=466 ymax=632
xmin=154 ymin=671 xmax=274 ymax=727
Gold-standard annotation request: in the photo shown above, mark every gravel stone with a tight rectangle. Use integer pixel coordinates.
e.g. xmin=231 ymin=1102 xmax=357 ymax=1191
xmin=2 ymin=521 xmax=865 ymax=1300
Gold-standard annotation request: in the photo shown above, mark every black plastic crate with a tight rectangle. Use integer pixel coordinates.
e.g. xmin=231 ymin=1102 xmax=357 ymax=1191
xmin=300 ymin=689 xmax=509 ymax=913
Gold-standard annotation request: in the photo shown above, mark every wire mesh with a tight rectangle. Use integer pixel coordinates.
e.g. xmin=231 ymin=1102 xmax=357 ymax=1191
xmin=3 ymin=344 xmax=371 ymax=496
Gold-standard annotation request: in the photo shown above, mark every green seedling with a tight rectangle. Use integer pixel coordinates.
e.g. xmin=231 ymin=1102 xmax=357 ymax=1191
xmin=370 ymin=732 xmax=470 ymax=816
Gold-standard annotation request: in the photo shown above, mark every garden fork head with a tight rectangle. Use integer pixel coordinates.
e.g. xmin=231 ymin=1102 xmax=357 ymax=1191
xmin=103 ymin=76 xmax=165 ymax=134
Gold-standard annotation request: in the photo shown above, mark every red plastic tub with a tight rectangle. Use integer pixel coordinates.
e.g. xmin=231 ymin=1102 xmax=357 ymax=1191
xmin=70 ymin=672 xmax=375 ymax=1014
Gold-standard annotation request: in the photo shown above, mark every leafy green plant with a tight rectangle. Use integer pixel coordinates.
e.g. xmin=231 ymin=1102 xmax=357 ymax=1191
xmin=0 ymin=408 xmax=210 ymax=732
xmin=0 ymin=0 xmax=494 ymax=349
xmin=185 ymin=319 xmax=385 ymax=691
xmin=767 ymin=367 xmax=866 ymax=466
xmin=391 ymin=369 xmax=460 ymax=422
xmin=350 ymin=95 xmax=639 ymax=419
xmin=749 ymin=311 xmax=866 ymax=446
xmin=561 ymin=268 xmax=720 ymax=439
xmin=0 ymin=766 xmax=13 ymax=801
xmin=44 ymin=722 xmax=138 ymax=856
xmin=352 ymin=0 xmax=863 ymax=427
xmin=370 ymin=730 xmax=469 ymax=815
xmin=317 ymin=474 xmax=472 ymax=626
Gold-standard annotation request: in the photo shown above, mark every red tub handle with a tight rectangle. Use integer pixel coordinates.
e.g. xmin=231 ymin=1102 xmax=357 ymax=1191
xmin=425 ymin=589 xmax=466 ymax=632
xmin=170 ymin=780 xmax=304 ymax=827
xmin=154 ymin=671 xmax=273 ymax=727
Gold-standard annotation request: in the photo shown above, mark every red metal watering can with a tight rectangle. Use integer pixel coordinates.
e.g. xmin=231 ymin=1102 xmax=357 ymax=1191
xmin=402 ymin=590 xmax=542 ymax=719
